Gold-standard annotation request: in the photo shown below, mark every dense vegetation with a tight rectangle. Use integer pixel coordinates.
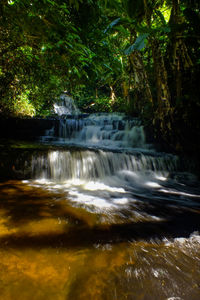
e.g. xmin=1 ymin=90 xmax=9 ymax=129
xmin=0 ymin=0 xmax=200 ymax=155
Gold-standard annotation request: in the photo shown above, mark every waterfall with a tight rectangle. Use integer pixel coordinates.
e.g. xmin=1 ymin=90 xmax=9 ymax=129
xmin=32 ymin=150 xmax=179 ymax=180
xmin=28 ymin=111 xmax=200 ymax=212
xmin=53 ymin=93 xmax=80 ymax=116
xmin=41 ymin=113 xmax=150 ymax=150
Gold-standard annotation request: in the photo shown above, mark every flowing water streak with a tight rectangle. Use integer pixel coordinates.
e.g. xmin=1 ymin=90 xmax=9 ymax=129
xmin=32 ymin=150 xmax=179 ymax=180
xmin=30 ymin=148 xmax=182 ymax=212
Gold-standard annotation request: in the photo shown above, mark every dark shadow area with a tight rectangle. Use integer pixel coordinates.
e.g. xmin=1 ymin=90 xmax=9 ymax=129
xmin=0 ymin=209 xmax=199 ymax=249
xmin=0 ymin=117 xmax=60 ymax=140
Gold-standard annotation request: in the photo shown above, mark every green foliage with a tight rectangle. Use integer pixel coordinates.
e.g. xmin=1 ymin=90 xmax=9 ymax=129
xmin=0 ymin=0 xmax=101 ymax=116
xmin=13 ymin=91 xmax=36 ymax=117
xmin=74 ymin=92 xmax=128 ymax=114
xmin=0 ymin=0 xmax=200 ymax=156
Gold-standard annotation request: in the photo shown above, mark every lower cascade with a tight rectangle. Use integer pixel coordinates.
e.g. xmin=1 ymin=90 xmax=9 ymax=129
xmin=32 ymin=149 xmax=179 ymax=180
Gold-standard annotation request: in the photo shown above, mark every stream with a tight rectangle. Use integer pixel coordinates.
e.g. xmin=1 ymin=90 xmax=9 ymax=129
xmin=0 ymin=111 xmax=200 ymax=299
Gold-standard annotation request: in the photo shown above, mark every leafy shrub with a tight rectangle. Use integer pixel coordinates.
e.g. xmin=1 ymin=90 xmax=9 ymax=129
xmin=74 ymin=92 xmax=129 ymax=114
xmin=13 ymin=92 xmax=36 ymax=117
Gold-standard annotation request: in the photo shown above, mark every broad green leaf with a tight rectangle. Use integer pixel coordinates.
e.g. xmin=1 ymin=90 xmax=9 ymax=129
xmin=104 ymin=18 xmax=121 ymax=33
xmin=155 ymin=10 xmax=167 ymax=25
xmin=124 ymin=33 xmax=149 ymax=55
xmin=103 ymin=63 xmax=112 ymax=71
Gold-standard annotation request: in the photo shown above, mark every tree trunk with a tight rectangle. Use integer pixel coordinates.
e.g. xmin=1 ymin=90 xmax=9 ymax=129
xmin=95 ymin=88 xmax=98 ymax=99
xmin=151 ymin=39 xmax=171 ymax=112
xmin=110 ymin=85 xmax=116 ymax=103
xmin=169 ymin=0 xmax=193 ymax=99
xmin=122 ymin=81 xmax=129 ymax=101
xmin=129 ymin=50 xmax=153 ymax=111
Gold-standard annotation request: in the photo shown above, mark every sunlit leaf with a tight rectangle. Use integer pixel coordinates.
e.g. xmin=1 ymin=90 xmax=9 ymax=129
xmin=155 ymin=10 xmax=167 ymax=25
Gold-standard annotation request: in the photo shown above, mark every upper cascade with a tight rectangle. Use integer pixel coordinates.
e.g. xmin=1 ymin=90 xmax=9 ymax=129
xmin=41 ymin=112 xmax=152 ymax=151
xmin=53 ymin=93 xmax=80 ymax=116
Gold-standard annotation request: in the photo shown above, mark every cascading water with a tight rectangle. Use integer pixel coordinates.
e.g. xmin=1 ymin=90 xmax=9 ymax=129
xmin=42 ymin=112 xmax=147 ymax=149
xmin=53 ymin=93 xmax=80 ymax=116
xmin=1 ymin=102 xmax=200 ymax=299
xmin=33 ymin=111 xmax=200 ymax=213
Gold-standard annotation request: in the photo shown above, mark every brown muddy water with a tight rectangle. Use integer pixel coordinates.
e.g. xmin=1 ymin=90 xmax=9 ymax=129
xmin=0 ymin=180 xmax=200 ymax=300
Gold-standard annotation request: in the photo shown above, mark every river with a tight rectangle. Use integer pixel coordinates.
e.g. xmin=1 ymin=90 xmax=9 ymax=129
xmin=0 ymin=112 xmax=200 ymax=299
